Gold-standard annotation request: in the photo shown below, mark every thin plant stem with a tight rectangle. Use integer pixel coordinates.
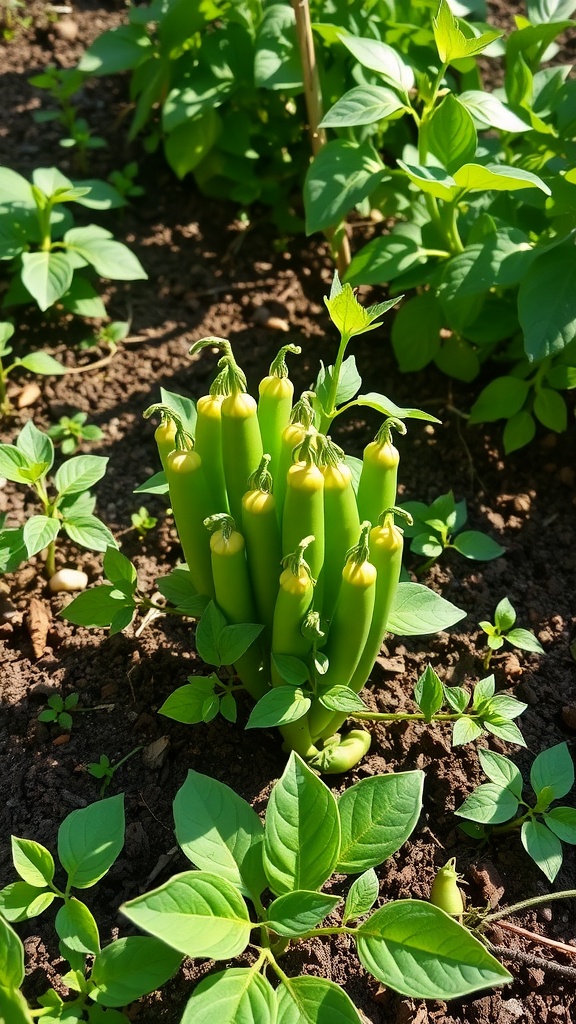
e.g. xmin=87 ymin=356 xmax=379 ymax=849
xmin=480 ymin=889 xmax=576 ymax=925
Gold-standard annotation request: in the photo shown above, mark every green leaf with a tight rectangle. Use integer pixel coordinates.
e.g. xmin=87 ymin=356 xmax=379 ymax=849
xmin=397 ymin=161 xmax=458 ymax=201
xmin=0 ymin=881 xmax=54 ymax=921
xmin=391 ymin=292 xmax=442 ymax=372
xmin=343 ymin=868 xmax=379 ymax=924
xmin=454 ymin=162 xmax=550 ymax=196
xmin=388 ymin=582 xmax=466 ymax=636
xmin=518 ymin=245 xmax=576 ymax=361
xmin=534 ymin=387 xmax=567 ymax=432
xmin=63 ymin=515 xmax=117 ymax=553
xmin=451 ymin=531 xmax=505 ymax=561
xmin=413 ymin=665 xmax=444 ymax=721
xmin=346 ymin=234 xmax=426 ymax=291
xmin=0 ymin=445 xmax=33 ymax=484
xmin=276 ymin=976 xmax=363 ymax=1024
xmin=319 ymin=686 xmax=368 ymax=714
xmin=272 ymin=655 xmax=310 ymax=687
xmin=63 ymin=226 xmax=147 ymax=281
xmin=21 ymin=251 xmax=73 ymax=311
xmin=55 ymin=899 xmax=100 ymax=955
xmin=503 ymin=410 xmax=536 ymax=454
xmin=469 ymin=377 xmax=530 ymax=423
xmin=165 ymin=109 xmax=221 ymax=178
xmin=478 ymin=749 xmax=523 ymax=798
xmin=156 ymin=566 xmax=201 ymax=610
xmin=158 ymin=677 xmax=219 ymax=725
xmin=60 ymin=585 xmax=130 ymax=628
xmin=17 ymin=426 xmax=53 ymax=479
xmin=443 ymin=685 xmax=470 ymax=713
xmin=356 ymin=899 xmax=511 ymax=998
xmin=530 ymin=742 xmax=574 ymax=800
xmin=0 ymin=914 xmax=25 ymax=988
xmin=134 ymin=470 xmax=169 ymax=495
xmin=456 ymin=783 xmax=519 ymax=824
xmin=23 ymin=516 xmax=60 ymax=559
xmin=337 ymin=771 xmax=424 ymax=874
xmin=19 ymin=351 xmax=66 ymax=376
xmin=181 ymin=968 xmax=277 ymax=1024
xmin=254 ymin=4 xmax=301 ymax=90
xmin=78 ymin=24 xmax=152 ymax=74
xmin=428 ymin=95 xmax=477 ymax=174
xmin=437 ymin=230 xmax=535 ymax=303
xmin=266 ymin=890 xmax=341 ymax=937
xmin=483 ymin=716 xmax=526 ymax=746
xmin=246 ymin=687 xmax=311 ymax=729
xmin=546 ymin=364 xmax=576 ymax=390
xmin=494 ymin=597 xmax=516 ymax=632
xmin=173 ymin=769 xmax=265 ymax=899
xmin=506 ymin=628 xmax=545 ymax=654
xmin=543 ymin=807 xmax=576 ymax=845
xmin=218 ymin=623 xmax=264 ymax=665
xmin=58 ymin=794 xmax=125 ymax=888
xmin=196 ymin=601 xmax=227 ymax=666
xmin=521 ymin=819 xmax=563 ymax=882
xmin=355 ymin=393 xmax=440 ymax=423
xmin=339 ymin=34 xmax=414 ymax=94
xmin=321 ymin=86 xmax=405 ymax=128
xmin=459 ymin=90 xmax=531 ymax=131
xmin=55 ymin=455 xmax=108 ymax=497
xmin=11 ymin=838 xmax=55 ymax=888
xmin=315 ymin=354 xmax=362 ymax=409
xmin=103 ymin=548 xmax=137 ymax=587
xmin=411 ymin=533 xmax=443 ymax=559
xmin=304 ymin=140 xmax=385 ymax=235
xmin=263 ymin=752 xmax=340 ymax=896
xmin=121 ymin=871 xmax=251 ymax=959
xmin=159 ymin=387 xmax=197 ymax=434
xmin=89 ymin=937 xmax=181 ymax=1007
xmin=472 ymin=674 xmax=496 ymax=706
xmin=452 ymin=717 xmax=484 ymax=746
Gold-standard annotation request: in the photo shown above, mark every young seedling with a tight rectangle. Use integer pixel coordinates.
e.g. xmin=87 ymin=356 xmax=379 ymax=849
xmin=0 ymin=796 xmax=181 ymax=1022
xmin=108 ymin=161 xmax=144 ymax=201
xmin=86 ymin=746 xmax=143 ymax=796
xmin=131 ymin=505 xmax=157 ymax=540
xmin=0 ymin=419 xmax=116 ymax=578
xmin=401 ymin=491 xmax=505 ymax=571
xmin=121 ymin=754 xmax=511 ymax=1016
xmin=29 ymin=66 xmax=106 ymax=174
xmin=48 ymin=411 xmax=104 ymax=455
xmin=456 ymin=743 xmax=576 ymax=882
xmin=38 ymin=692 xmax=79 ymax=732
xmin=79 ymin=320 xmax=130 ymax=353
xmin=479 ymin=597 xmax=545 ymax=669
xmin=0 ymin=321 xmax=65 ymax=417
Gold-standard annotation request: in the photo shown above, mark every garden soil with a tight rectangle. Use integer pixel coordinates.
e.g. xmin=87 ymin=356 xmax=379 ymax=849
xmin=1 ymin=4 xmax=575 ymax=1023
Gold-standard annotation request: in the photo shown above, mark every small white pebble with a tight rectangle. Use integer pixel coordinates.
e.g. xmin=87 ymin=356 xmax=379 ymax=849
xmin=49 ymin=569 xmax=89 ymax=593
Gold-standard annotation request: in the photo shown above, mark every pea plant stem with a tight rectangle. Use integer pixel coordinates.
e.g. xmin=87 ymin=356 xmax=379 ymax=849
xmin=480 ymin=890 xmax=576 ymax=926
xmin=319 ymin=332 xmax=351 ymax=432
xmin=349 ymin=710 xmax=475 ymax=723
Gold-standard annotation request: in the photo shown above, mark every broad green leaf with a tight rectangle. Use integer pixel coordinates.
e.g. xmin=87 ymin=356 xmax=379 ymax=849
xmin=0 ymin=881 xmax=54 ymax=921
xmin=246 ymin=687 xmax=311 ymax=729
xmin=505 ymin=628 xmax=545 ymax=654
xmin=272 ymin=655 xmax=310 ymax=686
xmin=323 ymin=287 xmax=397 ymax=341
xmin=459 ymin=91 xmax=531 ymax=131
xmin=451 ymin=531 xmax=505 ymax=560
xmin=544 ymin=807 xmax=576 ymax=844
xmin=11 ymin=838 xmax=54 ymax=888
xmin=62 ymin=516 xmax=117 ymax=553
xmin=165 ymin=109 xmax=221 ymax=178
xmin=355 ymin=393 xmax=440 ymax=422
xmin=357 ymin=899 xmax=511 ymax=998
xmin=16 ymin=421 xmax=54 ymax=469
xmin=0 ymin=445 xmax=34 ymax=484
xmin=23 ymin=516 xmax=60 ymax=559
xmin=452 ymin=717 xmax=483 ymax=746
xmin=546 ymin=365 xmax=576 ymax=390
xmin=455 ymin=783 xmax=519 ymax=824
xmin=266 ymin=890 xmax=341 ymax=936
xmin=482 ymin=695 xmax=526 ymax=722
xmin=494 ymin=597 xmax=516 ymax=632
xmin=437 ymin=230 xmax=535 ymax=303
xmin=343 ymin=868 xmax=379 ymax=923
xmin=433 ymin=0 xmax=502 ymax=63
xmin=453 ymin=163 xmax=551 ymax=195
xmin=21 ymin=251 xmax=73 ymax=311
xmin=483 ymin=716 xmax=526 ymax=746
xmin=173 ymin=769 xmax=265 ymax=899
xmin=503 ymin=410 xmax=536 ymax=454
xmin=60 ymin=585 xmax=129 ymax=627
xmin=58 ymin=794 xmax=125 ymax=888
xmin=196 ymin=601 xmax=227 ymax=666
xmin=346 ymin=233 xmax=426 ymax=290
xmin=263 ymin=753 xmax=340 ymax=896
xmin=0 ymin=985 xmax=33 ymax=1024
xmin=19 ymin=351 xmax=65 ymax=375
xmin=428 ymin=95 xmax=477 ymax=174
xmin=0 ymin=914 xmax=25 ymax=988
xmin=60 ymin=277 xmax=107 ymax=318
xmin=55 ymin=898 xmax=100 ymax=955
xmin=443 ymin=684 xmax=470 ymax=713
xmin=63 ymin=227 xmax=147 ymax=280
xmin=218 ymin=623 xmax=264 ymax=665
xmin=388 ymin=582 xmax=466 ymax=635
xmin=469 ymin=377 xmax=530 ymax=423
xmin=162 ymin=73 xmax=231 ymax=133
xmin=55 ymin=455 xmax=108 ymax=497
xmin=533 ymin=387 xmax=567 ymax=432
xmin=89 ymin=937 xmax=181 ymax=1007
xmin=397 ymin=161 xmax=458 ymax=201
xmin=103 ymin=548 xmax=137 ymax=586
xmin=337 ymin=771 xmax=424 ymax=874
xmin=478 ymin=749 xmax=523 ymax=798
xmin=319 ymin=686 xmax=368 ymax=714
xmin=134 ymin=470 xmax=169 ymax=495
xmin=159 ymin=387 xmax=197 ymax=434
xmin=521 ymin=819 xmax=563 ymax=882
xmin=276 ymin=976 xmax=363 ymax=1024
xmin=0 ymin=166 xmax=34 ymax=205
xmin=158 ymin=677 xmax=219 ymax=725
xmin=181 ymin=968 xmax=277 ymax=1024
xmin=121 ymin=871 xmax=251 ymax=959
xmin=156 ymin=566 xmax=199 ymax=608
xmin=321 ymin=86 xmax=405 ymax=128
xmin=391 ymin=292 xmax=442 ymax=372
xmin=414 ymin=665 xmax=444 ymax=720
xmin=339 ymin=34 xmax=415 ymax=94
xmin=254 ymin=4 xmax=301 ymax=90
xmin=530 ymin=742 xmax=574 ymax=800
xmin=78 ymin=24 xmax=152 ymax=74
xmin=411 ymin=533 xmax=443 ymax=559
xmin=518 ymin=245 xmax=576 ymax=361
xmin=304 ymin=140 xmax=385 ymax=235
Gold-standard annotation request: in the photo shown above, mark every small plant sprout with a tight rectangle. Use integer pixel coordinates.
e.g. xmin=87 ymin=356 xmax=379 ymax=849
xmin=456 ymin=743 xmax=576 ymax=882
xmin=48 ymin=411 xmax=104 ymax=455
xmin=86 ymin=746 xmax=143 ymax=796
xmin=131 ymin=505 xmax=158 ymax=540
xmin=79 ymin=319 xmax=130 ymax=353
xmin=0 ymin=321 xmax=65 ymax=417
xmin=38 ymin=692 xmax=79 ymax=732
xmin=0 ymin=419 xmax=116 ymax=578
xmin=479 ymin=597 xmax=545 ymax=669
xmin=108 ymin=161 xmax=144 ymax=201
xmin=401 ymin=491 xmax=505 ymax=571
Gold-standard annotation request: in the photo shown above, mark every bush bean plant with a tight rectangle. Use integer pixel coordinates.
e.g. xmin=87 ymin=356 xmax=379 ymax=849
xmin=479 ymin=595 xmax=545 ymax=668
xmin=401 ymin=490 xmax=505 ymax=570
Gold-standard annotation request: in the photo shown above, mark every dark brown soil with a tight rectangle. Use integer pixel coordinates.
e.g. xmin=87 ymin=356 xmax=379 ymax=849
xmin=1 ymin=4 xmax=575 ymax=1024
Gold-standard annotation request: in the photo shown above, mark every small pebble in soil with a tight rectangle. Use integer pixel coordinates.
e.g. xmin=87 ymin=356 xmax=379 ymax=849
xmin=49 ymin=568 xmax=89 ymax=593
xmin=561 ymin=705 xmax=576 ymax=731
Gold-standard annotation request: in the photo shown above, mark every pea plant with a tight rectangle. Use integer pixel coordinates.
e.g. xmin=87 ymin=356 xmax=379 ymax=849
xmin=0 ymin=796 xmax=182 ymax=1023
xmin=479 ymin=596 xmax=545 ymax=668
xmin=122 ymin=754 xmax=512 ymax=1021
xmin=0 ymin=321 xmax=65 ymax=417
xmin=86 ymin=746 xmax=142 ymax=797
xmin=401 ymin=490 xmax=505 ymax=571
xmin=456 ymin=743 xmax=576 ymax=882
xmin=0 ymin=166 xmax=146 ymax=317
xmin=38 ymin=691 xmax=80 ymax=732
xmin=62 ymin=277 xmax=472 ymax=772
xmin=48 ymin=411 xmax=104 ymax=455
xmin=304 ymin=0 xmax=576 ymax=451
xmin=0 ymin=420 xmax=116 ymax=578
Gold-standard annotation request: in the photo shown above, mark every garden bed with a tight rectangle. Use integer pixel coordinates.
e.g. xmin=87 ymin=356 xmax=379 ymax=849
xmin=1 ymin=4 xmax=575 ymax=1024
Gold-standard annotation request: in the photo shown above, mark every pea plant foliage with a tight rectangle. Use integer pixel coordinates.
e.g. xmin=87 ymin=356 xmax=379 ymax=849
xmin=121 ymin=754 xmax=511 ymax=1022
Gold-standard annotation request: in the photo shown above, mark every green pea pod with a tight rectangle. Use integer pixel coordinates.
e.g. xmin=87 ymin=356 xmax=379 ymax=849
xmin=222 ymin=390 xmax=264 ymax=526
xmin=165 ymin=450 xmax=215 ymax=599
xmin=274 ymin=391 xmax=316 ymax=525
xmin=308 ymin=523 xmax=376 ymax=742
xmin=241 ymin=456 xmax=283 ymax=639
xmin=195 ymin=393 xmax=229 ymax=513
xmin=257 ymin=343 xmax=301 ymax=480
xmin=282 ymin=433 xmax=325 ymax=585
xmin=154 ymin=420 xmax=177 ymax=474
xmin=430 ymin=859 xmax=465 ymax=918
xmin=318 ymin=437 xmax=360 ymax=621
xmin=311 ymin=729 xmax=371 ymax=774
xmin=356 ymin=418 xmax=405 ymax=526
